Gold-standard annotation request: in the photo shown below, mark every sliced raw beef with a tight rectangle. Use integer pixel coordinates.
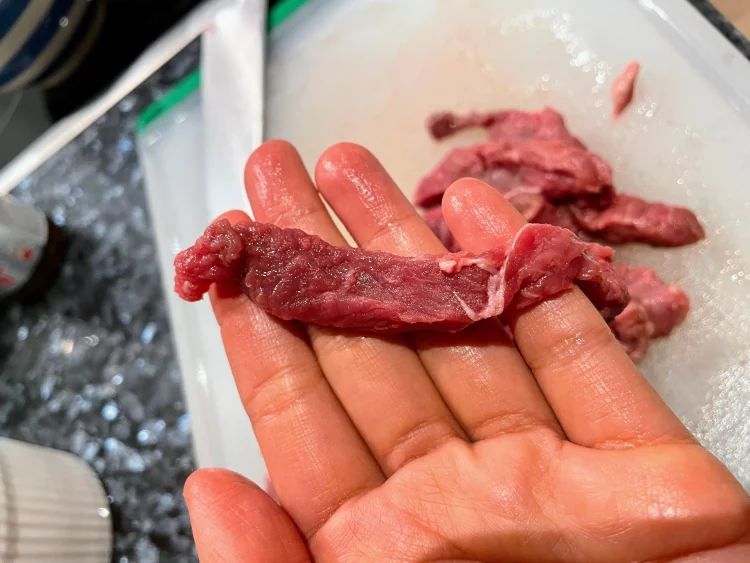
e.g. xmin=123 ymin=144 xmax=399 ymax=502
xmin=608 ymin=264 xmax=689 ymax=361
xmin=569 ymin=194 xmax=705 ymax=247
xmin=415 ymin=146 xmax=486 ymax=208
xmin=419 ymin=107 xmax=704 ymax=248
xmin=174 ymin=220 xmax=628 ymax=332
xmin=526 ymin=199 xmax=583 ymax=235
xmin=613 ymin=264 xmax=690 ymax=338
xmin=414 ymin=140 xmax=614 ymax=209
xmin=611 ymin=61 xmax=641 ymax=118
xmin=428 ymin=107 xmax=586 ymax=148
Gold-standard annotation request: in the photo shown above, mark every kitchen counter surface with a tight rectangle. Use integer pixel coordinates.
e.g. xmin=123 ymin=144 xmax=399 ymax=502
xmin=0 ymin=44 xmax=200 ymax=563
xmin=0 ymin=3 xmax=746 ymax=561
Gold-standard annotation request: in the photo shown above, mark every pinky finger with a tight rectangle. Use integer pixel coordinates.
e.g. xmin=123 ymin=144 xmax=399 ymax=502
xmin=185 ymin=468 xmax=311 ymax=563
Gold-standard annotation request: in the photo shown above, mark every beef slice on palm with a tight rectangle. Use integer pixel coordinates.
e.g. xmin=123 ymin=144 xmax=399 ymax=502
xmin=174 ymin=220 xmax=628 ymax=333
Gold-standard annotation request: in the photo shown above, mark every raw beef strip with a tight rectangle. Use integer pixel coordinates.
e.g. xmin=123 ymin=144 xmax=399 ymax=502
xmin=415 ymin=146 xmax=486 ymax=208
xmin=174 ymin=220 xmax=628 ymax=332
xmin=418 ymin=105 xmax=696 ymax=361
xmin=569 ymin=194 xmax=705 ymax=247
xmin=611 ymin=61 xmax=640 ymax=118
xmin=419 ymin=106 xmax=703 ymax=248
xmin=504 ymin=188 xmax=548 ymax=222
xmin=613 ymin=264 xmax=690 ymax=338
xmin=423 ymin=188 xmax=704 ymax=248
xmin=414 ymin=140 xmax=614 ymax=209
xmin=528 ymin=199 xmax=584 ymax=235
xmin=428 ymin=107 xmax=586 ymax=148
xmin=428 ymin=110 xmax=506 ymax=140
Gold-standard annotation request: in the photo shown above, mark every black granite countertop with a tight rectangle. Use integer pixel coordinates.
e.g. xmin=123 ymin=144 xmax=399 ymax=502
xmin=0 ymin=44 xmax=200 ymax=563
xmin=0 ymin=3 xmax=747 ymax=562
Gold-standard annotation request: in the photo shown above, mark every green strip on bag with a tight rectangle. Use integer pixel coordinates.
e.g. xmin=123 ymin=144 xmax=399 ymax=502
xmin=135 ymin=0 xmax=309 ymax=133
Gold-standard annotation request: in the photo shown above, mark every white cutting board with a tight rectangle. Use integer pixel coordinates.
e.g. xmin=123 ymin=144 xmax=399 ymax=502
xmin=266 ymin=0 xmax=750 ymax=487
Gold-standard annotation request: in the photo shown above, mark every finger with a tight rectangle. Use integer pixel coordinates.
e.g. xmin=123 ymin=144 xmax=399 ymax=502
xmin=185 ymin=469 xmax=310 ymax=563
xmin=315 ymin=143 xmax=562 ymax=441
xmin=443 ymin=179 xmax=694 ymax=448
xmin=210 ymin=210 xmax=384 ymax=538
xmin=244 ymin=140 xmax=465 ymax=475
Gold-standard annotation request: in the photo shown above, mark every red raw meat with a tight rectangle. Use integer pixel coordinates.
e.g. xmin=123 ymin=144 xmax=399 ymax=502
xmin=428 ymin=107 xmax=586 ymax=148
xmin=609 ymin=300 xmax=654 ymax=362
xmin=611 ymin=62 xmax=640 ymax=118
xmin=414 ymin=140 xmax=614 ymax=209
xmin=608 ymin=264 xmax=690 ymax=361
xmin=415 ymin=146 xmax=486 ymax=209
xmin=613 ymin=264 xmax=690 ymax=338
xmin=174 ymin=220 xmax=628 ymax=332
xmin=569 ymin=194 xmax=705 ymax=247
xmin=420 ymin=108 xmax=703 ymax=248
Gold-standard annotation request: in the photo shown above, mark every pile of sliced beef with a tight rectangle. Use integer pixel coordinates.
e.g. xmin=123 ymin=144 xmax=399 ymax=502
xmin=417 ymin=107 xmax=702 ymax=361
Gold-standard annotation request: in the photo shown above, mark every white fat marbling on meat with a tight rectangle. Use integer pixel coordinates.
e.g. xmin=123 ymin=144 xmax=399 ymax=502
xmin=453 ymin=293 xmax=481 ymax=321
xmin=439 ymin=256 xmax=499 ymax=275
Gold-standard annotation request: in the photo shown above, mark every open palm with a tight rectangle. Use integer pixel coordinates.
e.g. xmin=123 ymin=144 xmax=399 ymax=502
xmin=184 ymin=141 xmax=750 ymax=562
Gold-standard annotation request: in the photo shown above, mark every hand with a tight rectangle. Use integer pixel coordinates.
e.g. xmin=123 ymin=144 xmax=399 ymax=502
xmin=184 ymin=141 xmax=750 ymax=562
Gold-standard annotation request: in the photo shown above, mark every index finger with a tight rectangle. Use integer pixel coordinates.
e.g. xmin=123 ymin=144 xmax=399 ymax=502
xmin=207 ymin=210 xmax=384 ymax=538
xmin=443 ymin=179 xmax=694 ymax=449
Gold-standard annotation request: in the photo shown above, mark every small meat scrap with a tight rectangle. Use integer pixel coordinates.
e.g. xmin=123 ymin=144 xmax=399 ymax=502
xmin=174 ymin=220 xmax=628 ymax=332
xmin=613 ymin=264 xmax=690 ymax=338
xmin=609 ymin=264 xmax=690 ymax=361
xmin=611 ymin=61 xmax=641 ymax=119
xmin=569 ymin=194 xmax=705 ymax=247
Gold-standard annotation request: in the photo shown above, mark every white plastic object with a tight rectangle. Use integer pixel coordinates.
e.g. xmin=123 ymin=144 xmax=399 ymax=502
xmin=136 ymin=91 xmax=265 ymax=483
xmin=0 ymin=437 xmax=112 ymax=562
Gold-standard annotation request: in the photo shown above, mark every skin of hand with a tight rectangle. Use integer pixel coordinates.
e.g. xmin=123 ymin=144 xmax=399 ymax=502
xmin=183 ymin=141 xmax=750 ymax=562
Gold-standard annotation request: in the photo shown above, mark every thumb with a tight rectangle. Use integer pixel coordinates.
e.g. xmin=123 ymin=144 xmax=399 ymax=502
xmin=185 ymin=468 xmax=310 ymax=562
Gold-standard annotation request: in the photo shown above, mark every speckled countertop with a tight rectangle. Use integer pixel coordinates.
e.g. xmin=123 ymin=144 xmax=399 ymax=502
xmin=0 ymin=44 xmax=199 ymax=563
xmin=0 ymin=4 xmax=747 ymax=562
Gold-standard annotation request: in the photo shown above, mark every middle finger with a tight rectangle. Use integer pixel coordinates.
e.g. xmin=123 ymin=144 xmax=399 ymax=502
xmin=314 ymin=143 xmax=563 ymax=441
xmin=244 ymin=140 xmax=465 ymax=475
